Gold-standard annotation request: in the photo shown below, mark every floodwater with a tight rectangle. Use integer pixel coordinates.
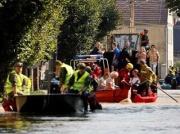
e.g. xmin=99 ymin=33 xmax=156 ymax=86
xmin=0 ymin=90 xmax=180 ymax=134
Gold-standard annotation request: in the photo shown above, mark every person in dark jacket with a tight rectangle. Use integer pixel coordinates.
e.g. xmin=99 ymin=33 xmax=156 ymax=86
xmin=118 ymin=41 xmax=133 ymax=71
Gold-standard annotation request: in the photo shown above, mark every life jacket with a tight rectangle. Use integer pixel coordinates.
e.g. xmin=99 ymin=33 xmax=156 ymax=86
xmin=21 ymin=75 xmax=31 ymax=94
xmin=70 ymin=70 xmax=89 ymax=91
xmin=4 ymin=70 xmax=24 ymax=94
xmin=61 ymin=63 xmax=74 ymax=89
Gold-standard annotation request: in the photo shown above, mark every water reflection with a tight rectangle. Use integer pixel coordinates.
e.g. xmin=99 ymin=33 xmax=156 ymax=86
xmin=0 ymin=90 xmax=180 ymax=134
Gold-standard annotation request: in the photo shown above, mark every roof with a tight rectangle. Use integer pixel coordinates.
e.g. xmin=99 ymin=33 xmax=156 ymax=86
xmin=115 ymin=0 xmax=168 ymax=25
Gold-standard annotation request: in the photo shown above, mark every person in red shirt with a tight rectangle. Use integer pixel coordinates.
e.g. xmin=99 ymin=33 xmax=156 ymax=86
xmin=118 ymin=63 xmax=134 ymax=89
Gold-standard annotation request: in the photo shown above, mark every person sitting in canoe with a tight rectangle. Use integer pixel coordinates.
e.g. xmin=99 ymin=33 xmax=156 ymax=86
xmin=97 ymin=71 xmax=110 ymax=90
xmin=138 ymin=59 xmax=157 ymax=96
xmin=104 ymin=71 xmax=119 ymax=90
xmin=130 ymin=69 xmax=140 ymax=90
xmin=129 ymin=69 xmax=140 ymax=98
xmin=67 ymin=63 xmax=91 ymax=114
xmin=118 ymin=63 xmax=134 ymax=89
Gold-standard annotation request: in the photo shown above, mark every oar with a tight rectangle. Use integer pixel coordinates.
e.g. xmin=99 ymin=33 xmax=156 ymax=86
xmin=138 ymin=73 xmax=178 ymax=103
xmin=153 ymin=84 xmax=178 ymax=103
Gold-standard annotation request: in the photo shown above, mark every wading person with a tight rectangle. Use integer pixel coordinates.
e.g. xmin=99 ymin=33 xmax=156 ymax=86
xmin=138 ymin=59 xmax=157 ymax=96
xmin=67 ymin=63 xmax=91 ymax=114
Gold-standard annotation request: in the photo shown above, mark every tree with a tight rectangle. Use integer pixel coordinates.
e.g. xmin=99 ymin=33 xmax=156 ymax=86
xmin=57 ymin=0 xmax=122 ymax=62
xmin=57 ymin=0 xmax=101 ymax=62
xmin=95 ymin=0 xmax=122 ymax=41
xmin=165 ymin=0 xmax=180 ymax=17
xmin=0 ymin=0 xmax=69 ymax=89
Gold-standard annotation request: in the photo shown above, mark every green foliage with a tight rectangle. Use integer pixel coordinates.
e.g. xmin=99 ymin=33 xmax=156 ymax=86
xmin=57 ymin=0 xmax=122 ymax=63
xmin=18 ymin=0 xmax=68 ymax=65
xmin=58 ymin=0 xmax=102 ymax=62
xmin=165 ymin=0 xmax=180 ymax=17
xmin=0 ymin=0 xmax=69 ymax=89
xmin=95 ymin=0 xmax=122 ymax=40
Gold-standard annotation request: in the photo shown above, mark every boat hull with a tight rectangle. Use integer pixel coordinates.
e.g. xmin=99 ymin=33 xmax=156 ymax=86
xmin=132 ymin=94 xmax=157 ymax=103
xmin=15 ymin=94 xmax=83 ymax=113
xmin=95 ymin=88 xmax=157 ymax=103
xmin=95 ymin=88 xmax=129 ymax=103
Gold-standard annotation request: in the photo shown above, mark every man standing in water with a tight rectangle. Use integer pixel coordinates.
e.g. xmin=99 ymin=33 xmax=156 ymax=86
xmin=138 ymin=59 xmax=157 ymax=96
xmin=67 ymin=63 xmax=91 ymax=114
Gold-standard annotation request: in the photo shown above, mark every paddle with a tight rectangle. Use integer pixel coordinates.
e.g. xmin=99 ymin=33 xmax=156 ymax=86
xmin=138 ymin=73 xmax=178 ymax=103
xmin=152 ymin=84 xmax=178 ymax=103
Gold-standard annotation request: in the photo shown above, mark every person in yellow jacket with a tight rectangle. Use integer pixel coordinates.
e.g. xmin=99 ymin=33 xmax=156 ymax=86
xmin=55 ymin=60 xmax=74 ymax=93
xmin=138 ymin=59 xmax=157 ymax=96
xmin=67 ymin=63 xmax=91 ymax=113
xmin=21 ymin=75 xmax=32 ymax=95
xmin=3 ymin=62 xmax=25 ymax=111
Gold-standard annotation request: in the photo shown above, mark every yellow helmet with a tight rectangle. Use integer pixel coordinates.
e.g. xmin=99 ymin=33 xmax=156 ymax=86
xmin=126 ymin=63 xmax=133 ymax=70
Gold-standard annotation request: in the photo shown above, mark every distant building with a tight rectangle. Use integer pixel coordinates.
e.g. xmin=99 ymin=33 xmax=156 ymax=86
xmin=174 ymin=21 xmax=180 ymax=62
xmin=107 ymin=0 xmax=176 ymax=78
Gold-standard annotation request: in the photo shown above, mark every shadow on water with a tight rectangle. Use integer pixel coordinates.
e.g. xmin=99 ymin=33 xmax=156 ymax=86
xmin=0 ymin=111 xmax=89 ymax=133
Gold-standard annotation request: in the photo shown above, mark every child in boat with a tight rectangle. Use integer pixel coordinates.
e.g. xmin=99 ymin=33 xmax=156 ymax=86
xmin=105 ymin=71 xmax=119 ymax=90
xmin=130 ymin=69 xmax=140 ymax=89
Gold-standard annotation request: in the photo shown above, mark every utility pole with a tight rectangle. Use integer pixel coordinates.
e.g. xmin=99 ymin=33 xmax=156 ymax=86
xmin=129 ymin=0 xmax=134 ymax=33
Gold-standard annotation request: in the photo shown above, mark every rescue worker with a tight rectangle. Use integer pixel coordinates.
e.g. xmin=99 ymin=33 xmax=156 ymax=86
xmin=67 ymin=63 xmax=91 ymax=113
xmin=3 ymin=62 xmax=26 ymax=111
xmin=138 ymin=59 xmax=157 ymax=96
xmin=55 ymin=60 xmax=74 ymax=93
xmin=21 ymin=75 xmax=32 ymax=95
xmin=118 ymin=63 xmax=134 ymax=103
xmin=85 ymin=66 xmax=102 ymax=111
xmin=118 ymin=63 xmax=134 ymax=88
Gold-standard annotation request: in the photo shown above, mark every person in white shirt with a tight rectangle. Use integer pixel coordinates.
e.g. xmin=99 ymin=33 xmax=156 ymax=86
xmin=97 ymin=72 xmax=110 ymax=90
xmin=130 ymin=69 xmax=140 ymax=90
xmin=105 ymin=71 xmax=119 ymax=90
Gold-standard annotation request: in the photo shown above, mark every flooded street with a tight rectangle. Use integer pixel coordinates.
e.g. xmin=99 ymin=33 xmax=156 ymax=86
xmin=0 ymin=90 xmax=180 ymax=134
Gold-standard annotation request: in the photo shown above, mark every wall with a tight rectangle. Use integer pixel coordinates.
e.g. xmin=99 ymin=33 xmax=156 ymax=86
xmin=107 ymin=24 xmax=169 ymax=78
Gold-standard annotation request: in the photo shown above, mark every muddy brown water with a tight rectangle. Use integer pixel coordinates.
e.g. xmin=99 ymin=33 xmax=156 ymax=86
xmin=0 ymin=90 xmax=180 ymax=134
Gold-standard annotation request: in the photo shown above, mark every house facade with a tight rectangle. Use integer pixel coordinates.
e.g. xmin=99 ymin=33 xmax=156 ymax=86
xmin=106 ymin=0 xmax=174 ymax=79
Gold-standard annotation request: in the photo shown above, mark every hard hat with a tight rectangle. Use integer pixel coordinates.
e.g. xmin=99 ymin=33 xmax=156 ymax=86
xmin=126 ymin=63 xmax=133 ymax=70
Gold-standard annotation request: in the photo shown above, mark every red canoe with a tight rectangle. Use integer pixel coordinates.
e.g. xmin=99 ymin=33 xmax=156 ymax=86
xmin=95 ymin=87 xmax=157 ymax=103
